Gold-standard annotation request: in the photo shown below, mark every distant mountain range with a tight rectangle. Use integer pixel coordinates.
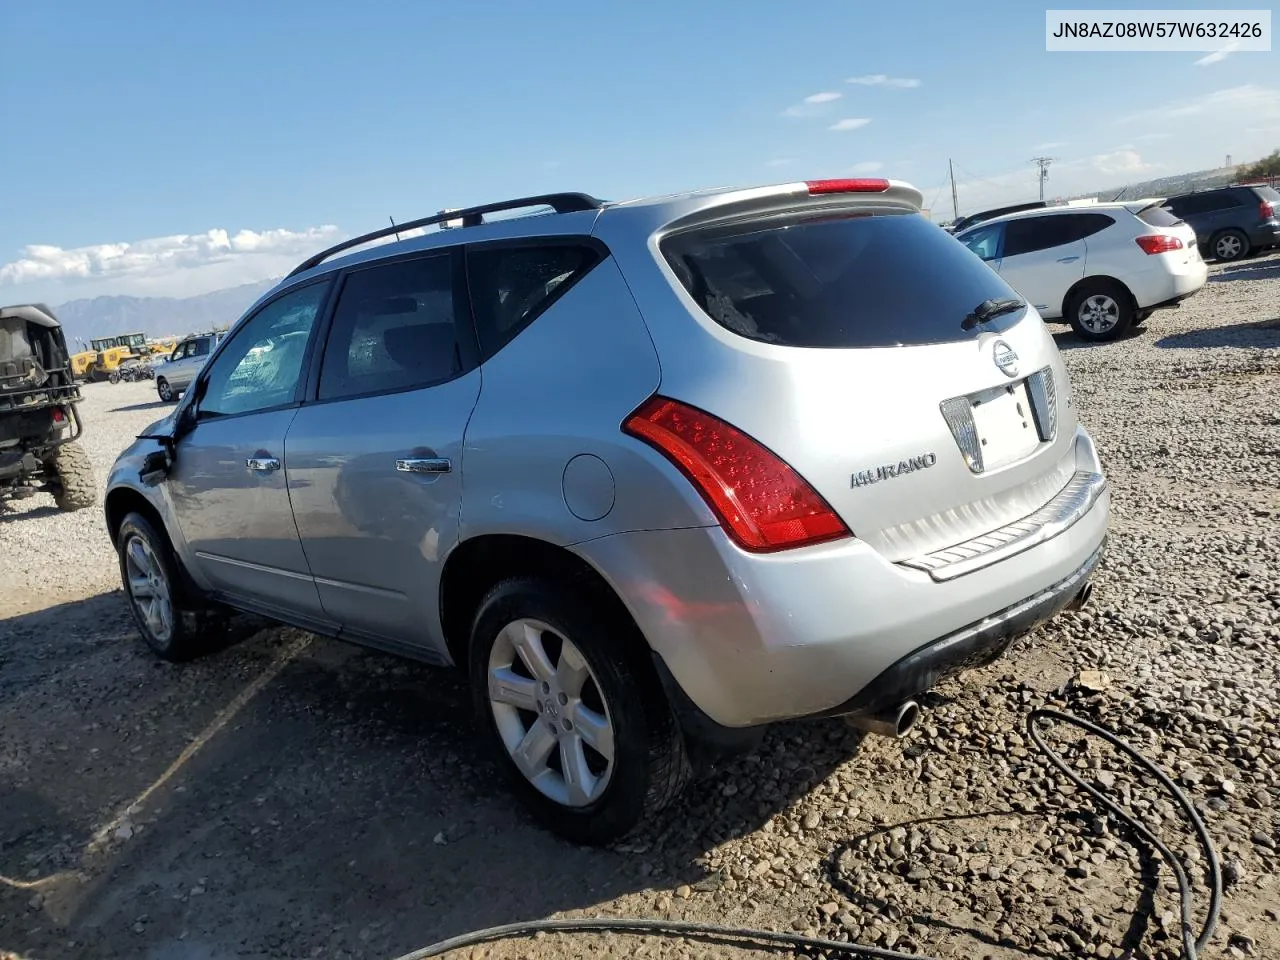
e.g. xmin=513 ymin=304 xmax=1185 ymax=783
xmin=52 ymin=278 xmax=279 ymax=350
xmin=1068 ymin=164 xmax=1243 ymax=204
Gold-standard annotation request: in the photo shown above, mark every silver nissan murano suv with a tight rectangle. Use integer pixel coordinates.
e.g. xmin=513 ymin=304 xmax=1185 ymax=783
xmin=105 ymin=179 xmax=1109 ymax=843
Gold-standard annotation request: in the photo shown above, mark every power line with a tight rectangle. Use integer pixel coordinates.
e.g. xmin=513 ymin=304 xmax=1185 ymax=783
xmin=1030 ymin=156 xmax=1056 ymax=201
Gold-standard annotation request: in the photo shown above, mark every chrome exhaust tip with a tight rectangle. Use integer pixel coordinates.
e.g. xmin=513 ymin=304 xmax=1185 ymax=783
xmin=844 ymin=700 xmax=920 ymax=739
xmin=1067 ymin=580 xmax=1094 ymax=612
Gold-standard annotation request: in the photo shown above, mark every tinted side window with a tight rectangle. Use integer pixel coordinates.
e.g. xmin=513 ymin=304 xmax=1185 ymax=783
xmin=466 ymin=243 xmax=603 ymax=359
xmin=1062 ymin=213 xmax=1115 ymax=241
xmin=1178 ymin=192 xmax=1239 ymax=214
xmin=171 ymin=342 xmax=188 ymax=361
xmin=318 ymin=254 xmax=466 ymax=401
xmin=958 ymin=222 xmax=1002 ymax=261
xmin=199 ymin=282 xmax=329 ymax=418
xmin=1003 ymin=216 xmax=1076 ymax=257
xmin=190 ymin=337 xmax=211 ymax=358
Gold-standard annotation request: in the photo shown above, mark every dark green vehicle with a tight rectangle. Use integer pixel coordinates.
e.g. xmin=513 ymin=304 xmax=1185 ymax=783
xmin=0 ymin=303 xmax=96 ymax=511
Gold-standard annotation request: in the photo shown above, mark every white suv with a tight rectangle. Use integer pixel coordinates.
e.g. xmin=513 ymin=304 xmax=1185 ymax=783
xmin=954 ymin=201 xmax=1207 ymax=342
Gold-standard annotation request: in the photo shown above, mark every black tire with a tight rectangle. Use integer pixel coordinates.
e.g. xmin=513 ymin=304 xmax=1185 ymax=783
xmin=49 ymin=441 xmax=97 ymax=511
xmin=468 ymin=577 xmax=689 ymax=845
xmin=108 ymin=370 xmax=121 ymax=384
xmin=156 ymin=378 xmax=174 ymax=402
xmin=1210 ymin=228 xmax=1250 ymax=263
xmin=1067 ymin=279 xmax=1135 ymax=343
xmin=116 ymin=511 xmax=222 ymax=662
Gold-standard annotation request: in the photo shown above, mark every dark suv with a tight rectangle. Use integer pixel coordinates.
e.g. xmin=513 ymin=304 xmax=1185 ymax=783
xmin=1162 ymin=184 xmax=1280 ymax=262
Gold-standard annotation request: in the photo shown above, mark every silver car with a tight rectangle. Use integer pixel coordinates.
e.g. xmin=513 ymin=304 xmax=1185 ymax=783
xmin=155 ymin=332 xmax=223 ymax=402
xmin=104 ymin=182 xmax=1109 ymax=843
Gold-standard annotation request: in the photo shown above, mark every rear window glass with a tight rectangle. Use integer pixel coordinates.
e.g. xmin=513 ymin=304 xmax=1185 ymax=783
xmin=1138 ymin=205 xmax=1183 ymax=227
xmin=1256 ymin=186 xmax=1280 ymax=203
xmin=661 ymin=210 xmax=1023 ymax=348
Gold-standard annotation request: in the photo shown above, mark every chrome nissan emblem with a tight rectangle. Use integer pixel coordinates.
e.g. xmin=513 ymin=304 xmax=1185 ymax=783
xmin=992 ymin=340 xmax=1019 ymax=378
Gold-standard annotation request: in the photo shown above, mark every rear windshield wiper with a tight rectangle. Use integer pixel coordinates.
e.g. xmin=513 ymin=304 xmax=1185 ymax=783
xmin=961 ymin=297 xmax=1026 ymax=331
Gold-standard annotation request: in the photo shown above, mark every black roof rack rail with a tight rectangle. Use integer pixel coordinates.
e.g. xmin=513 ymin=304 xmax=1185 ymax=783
xmin=287 ymin=192 xmax=605 ymax=278
xmin=949 ymin=200 xmax=1049 ymax=234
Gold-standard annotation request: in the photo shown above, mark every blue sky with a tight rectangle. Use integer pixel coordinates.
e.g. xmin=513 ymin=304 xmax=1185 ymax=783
xmin=1 ymin=0 xmax=1276 ymax=303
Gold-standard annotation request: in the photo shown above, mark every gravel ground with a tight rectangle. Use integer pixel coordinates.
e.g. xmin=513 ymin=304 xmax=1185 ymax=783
xmin=1 ymin=251 xmax=1278 ymax=960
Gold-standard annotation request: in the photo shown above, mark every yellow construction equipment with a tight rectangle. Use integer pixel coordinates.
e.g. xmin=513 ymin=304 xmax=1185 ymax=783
xmin=70 ymin=350 xmax=97 ymax=381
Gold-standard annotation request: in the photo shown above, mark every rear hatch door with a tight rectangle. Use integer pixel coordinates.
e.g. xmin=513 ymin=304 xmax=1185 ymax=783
xmin=651 ymin=200 xmax=1078 ymax=561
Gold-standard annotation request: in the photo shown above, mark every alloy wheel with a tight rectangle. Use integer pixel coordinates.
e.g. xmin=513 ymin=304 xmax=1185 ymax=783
xmin=1078 ymin=294 xmax=1120 ymax=335
xmin=124 ymin=533 xmax=174 ymax=643
xmin=487 ymin=618 xmax=615 ymax=807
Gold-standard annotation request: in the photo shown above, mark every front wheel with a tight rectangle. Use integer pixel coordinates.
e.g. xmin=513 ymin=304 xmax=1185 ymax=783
xmin=109 ymin=370 xmax=121 ymax=384
xmin=1067 ymin=280 xmax=1135 ymax=343
xmin=116 ymin=511 xmax=222 ymax=661
xmin=156 ymin=378 xmax=174 ymax=402
xmin=469 ymin=577 xmax=689 ymax=845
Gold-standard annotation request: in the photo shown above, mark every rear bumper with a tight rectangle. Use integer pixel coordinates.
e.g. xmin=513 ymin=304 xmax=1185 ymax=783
xmin=574 ymin=425 xmax=1110 ymax=729
xmin=1129 ymin=258 xmax=1207 ymax=310
xmin=1247 ymin=222 xmax=1280 ymax=246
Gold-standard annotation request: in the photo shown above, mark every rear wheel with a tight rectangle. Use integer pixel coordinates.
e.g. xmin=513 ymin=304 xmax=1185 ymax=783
xmin=1211 ymin=228 xmax=1249 ymax=262
xmin=49 ymin=442 xmax=97 ymax=511
xmin=1067 ymin=279 xmax=1135 ymax=343
xmin=117 ymin=511 xmax=223 ymax=661
xmin=469 ymin=577 xmax=689 ymax=845
xmin=156 ymin=378 xmax=174 ymax=402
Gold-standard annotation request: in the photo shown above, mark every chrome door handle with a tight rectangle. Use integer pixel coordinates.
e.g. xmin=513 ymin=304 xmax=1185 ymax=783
xmin=246 ymin=457 xmax=281 ymax=473
xmin=1056 ymin=256 xmax=1080 ymax=263
xmin=396 ymin=457 xmax=451 ymax=475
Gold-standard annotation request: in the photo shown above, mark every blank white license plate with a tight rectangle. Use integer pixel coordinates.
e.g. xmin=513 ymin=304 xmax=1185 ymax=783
xmin=969 ymin=381 xmax=1040 ymax=468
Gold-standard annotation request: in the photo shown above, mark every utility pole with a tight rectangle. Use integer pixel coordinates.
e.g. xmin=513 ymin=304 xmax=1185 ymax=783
xmin=1030 ymin=157 xmax=1055 ymax=201
xmin=948 ymin=159 xmax=959 ymax=220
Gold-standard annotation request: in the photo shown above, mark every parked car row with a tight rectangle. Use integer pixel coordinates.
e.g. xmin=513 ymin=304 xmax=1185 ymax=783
xmin=946 ymin=181 xmax=1278 ymax=343
xmin=105 ymin=178 xmax=1110 ymax=843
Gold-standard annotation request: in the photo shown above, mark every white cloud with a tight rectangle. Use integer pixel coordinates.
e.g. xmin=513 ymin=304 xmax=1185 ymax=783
xmin=1088 ymin=149 xmax=1153 ymax=176
xmin=848 ymin=160 xmax=884 ymax=174
xmin=781 ymin=91 xmax=843 ymax=117
xmin=846 ymin=74 xmax=921 ymax=89
xmin=0 ymin=224 xmax=342 ymax=299
xmin=1121 ymin=84 xmax=1280 ymax=125
xmin=829 ymin=118 xmax=871 ymax=132
xmin=1194 ymin=41 xmax=1241 ymax=66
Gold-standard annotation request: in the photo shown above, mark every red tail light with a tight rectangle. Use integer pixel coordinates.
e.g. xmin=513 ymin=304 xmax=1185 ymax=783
xmin=1261 ymin=200 xmax=1276 ymax=220
xmin=51 ymin=407 xmax=66 ymax=423
xmin=623 ymin=396 xmax=850 ymax=552
xmin=1135 ymin=234 xmax=1183 ymax=255
xmin=806 ymin=178 xmax=890 ymax=195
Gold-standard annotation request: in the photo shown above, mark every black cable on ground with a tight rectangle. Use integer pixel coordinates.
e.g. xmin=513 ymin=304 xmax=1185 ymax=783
xmin=1025 ymin=708 xmax=1221 ymax=960
xmin=389 ymin=708 xmax=1223 ymax=960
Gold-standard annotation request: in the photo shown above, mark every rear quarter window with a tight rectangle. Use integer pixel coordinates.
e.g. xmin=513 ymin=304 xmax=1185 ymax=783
xmin=661 ymin=209 xmax=1025 ymax=348
xmin=1138 ymin=206 xmax=1183 ymax=227
xmin=466 ymin=243 xmax=603 ymax=359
